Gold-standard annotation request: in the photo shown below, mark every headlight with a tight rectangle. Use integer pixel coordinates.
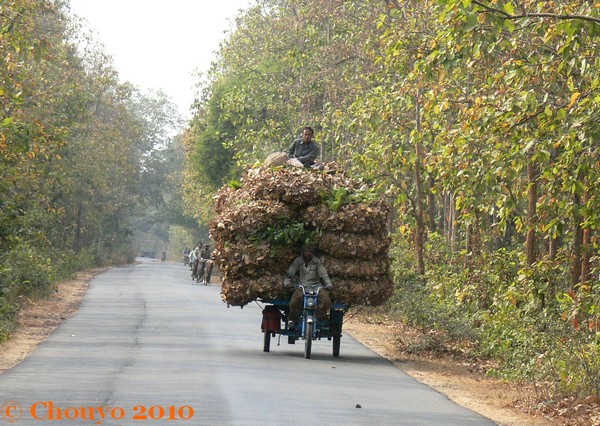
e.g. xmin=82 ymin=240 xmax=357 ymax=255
xmin=306 ymin=297 xmax=316 ymax=308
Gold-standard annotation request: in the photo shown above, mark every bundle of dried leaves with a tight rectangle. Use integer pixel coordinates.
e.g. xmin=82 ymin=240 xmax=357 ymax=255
xmin=243 ymin=166 xmax=328 ymax=205
xmin=211 ymin=200 xmax=294 ymax=241
xmin=214 ymin=238 xmax=296 ymax=278
xmin=316 ymin=231 xmax=391 ymax=258
xmin=306 ymin=201 xmax=390 ymax=234
xmin=211 ymin=164 xmax=394 ymax=307
xmin=320 ymin=255 xmax=390 ymax=278
xmin=331 ymin=275 xmax=395 ymax=306
xmin=221 ymin=273 xmax=288 ymax=306
xmin=214 ymin=185 xmax=251 ymax=214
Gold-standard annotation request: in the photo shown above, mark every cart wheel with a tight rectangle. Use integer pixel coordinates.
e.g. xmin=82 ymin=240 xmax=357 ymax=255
xmin=304 ymin=323 xmax=313 ymax=359
xmin=332 ymin=332 xmax=341 ymax=357
xmin=263 ymin=330 xmax=271 ymax=352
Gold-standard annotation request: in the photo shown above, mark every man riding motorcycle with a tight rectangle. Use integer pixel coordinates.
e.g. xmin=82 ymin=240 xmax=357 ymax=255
xmin=198 ymin=243 xmax=213 ymax=284
xmin=284 ymin=245 xmax=333 ymax=329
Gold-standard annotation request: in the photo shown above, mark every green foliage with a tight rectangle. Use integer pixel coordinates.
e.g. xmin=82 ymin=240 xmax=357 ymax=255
xmin=390 ymin=232 xmax=482 ymax=345
xmin=0 ymin=241 xmax=55 ymax=300
xmin=0 ymin=294 xmax=17 ymax=344
xmin=227 ymin=179 xmax=242 ymax=189
xmin=390 ymin=230 xmax=600 ymax=398
xmin=168 ymin=225 xmax=198 ymax=260
xmin=192 ymin=128 xmax=236 ymax=188
xmin=0 ymin=239 xmax=55 ymax=344
xmin=0 ymin=1 xmax=179 ymax=343
xmin=482 ymin=306 xmax=599 ymax=399
xmin=321 ymin=185 xmax=380 ymax=211
xmin=253 ymin=221 xmax=317 ymax=248
xmin=323 ymin=187 xmax=349 ymax=211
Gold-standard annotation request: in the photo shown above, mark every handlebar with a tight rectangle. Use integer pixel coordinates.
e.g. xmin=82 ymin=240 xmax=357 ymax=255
xmin=294 ymin=284 xmax=327 ymax=296
xmin=286 ymin=274 xmax=331 ymax=294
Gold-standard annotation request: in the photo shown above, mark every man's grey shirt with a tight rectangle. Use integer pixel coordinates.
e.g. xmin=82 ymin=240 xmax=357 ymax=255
xmin=287 ymin=139 xmax=320 ymax=166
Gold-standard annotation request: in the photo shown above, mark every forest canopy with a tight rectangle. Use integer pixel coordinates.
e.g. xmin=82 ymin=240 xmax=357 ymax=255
xmin=184 ymin=0 xmax=599 ymax=400
xmin=0 ymin=0 xmax=200 ymax=341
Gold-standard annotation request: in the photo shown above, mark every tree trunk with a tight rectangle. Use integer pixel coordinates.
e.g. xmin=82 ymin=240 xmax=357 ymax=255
xmin=414 ymin=90 xmax=425 ymax=275
xmin=439 ymin=191 xmax=448 ymax=235
xmin=388 ymin=201 xmax=398 ymax=233
xmin=427 ymin=175 xmax=437 ymax=233
xmin=525 ymin=150 xmax=538 ymax=267
xmin=572 ymin=202 xmax=583 ymax=289
xmin=580 ymin=190 xmax=591 ymax=290
xmin=581 ymin=227 xmax=591 ymax=289
xmin=571 ymin=169 xmax=585 ymax=289
xmin=545 ymin=233 xmax=559 ymax=306
xmin=448 ymin=193 xmax=458 ymax=252
xmin=549 ymin=236 xmax=558 ymax=259
xmin=465 ymin=222 xmax=473 ymax=269
xmin=73 ymin=204 xmax=82 ymax=252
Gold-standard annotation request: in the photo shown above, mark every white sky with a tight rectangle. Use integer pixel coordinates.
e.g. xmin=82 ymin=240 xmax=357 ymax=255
xmin=68 ymin=0 xmax=252 ymax=119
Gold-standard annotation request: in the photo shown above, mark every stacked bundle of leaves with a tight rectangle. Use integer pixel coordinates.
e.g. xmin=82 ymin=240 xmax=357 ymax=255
xmin=211 ymin=165 xmax=393 ymax=306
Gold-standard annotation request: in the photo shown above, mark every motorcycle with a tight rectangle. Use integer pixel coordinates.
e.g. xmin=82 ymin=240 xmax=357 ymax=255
xmin=183 ymin=254 xmax=190 ymax=266
xmin=191 ymin=258 xmax=200 ymax=281
xmin=160 ymin=251 xmax=166 ymax=262
xmin=293 ymin=284 xmax=330 ymax=359
xmin=261 ymin=279 xmax=345 ymax=359
xmin=199 ymin=259 xmax=213 ymax=286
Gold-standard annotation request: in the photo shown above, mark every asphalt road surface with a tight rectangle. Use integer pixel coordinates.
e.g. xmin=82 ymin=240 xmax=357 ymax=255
xmin=0 ymin=260 xmax=496 ymax=425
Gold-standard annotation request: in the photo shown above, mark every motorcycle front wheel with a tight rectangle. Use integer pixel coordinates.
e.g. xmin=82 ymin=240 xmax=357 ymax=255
xmin=263 ymin=330 xmax=271 ymax=352
xmin=304 ymin=322 xmax=313 ymax=359
xmin=333 ymin=332 xmax=341 ymax=357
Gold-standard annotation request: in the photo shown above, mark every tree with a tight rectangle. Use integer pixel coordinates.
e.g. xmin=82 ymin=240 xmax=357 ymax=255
xmin=182 ymin=0 xmax=600 ymax=398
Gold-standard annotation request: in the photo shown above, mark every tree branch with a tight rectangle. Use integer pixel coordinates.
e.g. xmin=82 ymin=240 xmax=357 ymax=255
xmin=472 ymin=0 xmax=600 ymax=25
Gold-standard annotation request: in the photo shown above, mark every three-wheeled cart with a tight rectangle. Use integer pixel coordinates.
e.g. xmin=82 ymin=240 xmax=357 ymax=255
xmin=260 ymin=298 xmax=348 ymax=358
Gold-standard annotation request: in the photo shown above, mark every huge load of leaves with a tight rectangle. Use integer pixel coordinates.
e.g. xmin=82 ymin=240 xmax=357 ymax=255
xmin=211 ymin=164 xmax=394 ymax=307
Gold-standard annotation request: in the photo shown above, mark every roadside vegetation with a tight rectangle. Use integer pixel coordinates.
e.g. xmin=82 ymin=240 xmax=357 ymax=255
xmin=0 ymin=1 xmax=200 ymax=342
xmin=183 ymin=0 xmax=599 ymax=407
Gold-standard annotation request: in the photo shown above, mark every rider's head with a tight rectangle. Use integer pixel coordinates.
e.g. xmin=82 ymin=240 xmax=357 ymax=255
xmin=301 ymin=245 xmax=314 ymax=261
xmin=204 ymin=243 xmax=209 ymax=249
xmin=302 ymin=127 xmax=314 ymax=143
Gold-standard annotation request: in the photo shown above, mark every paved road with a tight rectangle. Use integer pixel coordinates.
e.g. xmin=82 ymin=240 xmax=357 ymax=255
xmin=0 ymin=260 xmax=495 ymax=425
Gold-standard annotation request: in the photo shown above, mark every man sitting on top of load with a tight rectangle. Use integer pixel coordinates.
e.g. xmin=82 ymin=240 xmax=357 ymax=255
xmin=287 ymin=126 xmax=320 ymax=168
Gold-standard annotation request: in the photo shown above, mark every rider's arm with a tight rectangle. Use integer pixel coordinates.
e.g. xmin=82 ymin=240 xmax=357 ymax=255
xmin=284 ymin=257 xmax=301 ymax=287
xmin=317 ymin=259 xmax=333 ymax=289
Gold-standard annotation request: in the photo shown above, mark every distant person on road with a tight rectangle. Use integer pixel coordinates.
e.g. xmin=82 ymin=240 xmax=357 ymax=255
xmin=284 ymin=245 xmax=333 ymax=329
xmin=188 ymin=247 xmax=196 ymax=270
xmin=191 ymin=244 xmax=202 ymax=278
xmin=198 ymin=243 xmax=213 ymax=283
xmin=286 ymin=127 xmax=320 ymax=168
